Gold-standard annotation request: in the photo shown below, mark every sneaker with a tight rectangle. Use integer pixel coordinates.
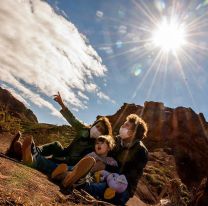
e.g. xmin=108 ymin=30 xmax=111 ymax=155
xmin=62 ymin=156 xmax=95 ymax=188
xmin=73 ymin=172 xmax=94 ymax=188
xmin=13 ymin=131 xmax=21 ymax=142
xmin=22 ymin=136 xmax=33 ymax=165
xmin=51 ymin=163 xmax=68 ymax=179
xmin=13 ymin=141 xmax=22 ymax=159
xmin=6 ymin=131 xmax=22 ymax=160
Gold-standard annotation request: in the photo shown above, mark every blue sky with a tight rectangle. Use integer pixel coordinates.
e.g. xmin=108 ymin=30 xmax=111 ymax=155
xmin=1 ymin=0 xmax=208 ymax=125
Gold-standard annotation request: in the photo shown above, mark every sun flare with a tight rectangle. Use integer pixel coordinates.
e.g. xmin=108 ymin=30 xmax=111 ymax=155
xmin=152 ymin=17 xmax=187 ymax=53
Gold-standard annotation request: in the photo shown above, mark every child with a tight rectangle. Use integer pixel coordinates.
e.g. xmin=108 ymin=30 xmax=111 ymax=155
xmin=51 ymin=135 xmax=119 ymax=188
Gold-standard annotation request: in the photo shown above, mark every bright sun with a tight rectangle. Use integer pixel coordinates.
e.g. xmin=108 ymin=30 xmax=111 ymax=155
xmin=152 ymin=17 xmax=187 ymax=53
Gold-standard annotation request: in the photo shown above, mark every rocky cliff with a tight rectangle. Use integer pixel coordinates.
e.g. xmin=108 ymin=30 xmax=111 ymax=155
xmin=106 ymin=102 xmax=208 ymax=188
xmin=0 ymin=87 xmax=38 ymax=123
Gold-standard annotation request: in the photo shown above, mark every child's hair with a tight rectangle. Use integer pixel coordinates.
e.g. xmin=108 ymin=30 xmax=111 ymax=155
xmin=95 ymin=135 xmax=115 ymax=151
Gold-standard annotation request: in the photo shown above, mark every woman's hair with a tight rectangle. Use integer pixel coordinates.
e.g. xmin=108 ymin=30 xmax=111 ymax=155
xmin=126 ymin=114 xmax=148 ymax=140
xmin=96 ymin=135 xmax=115 ymax=150
xmin=91 ymin=116 xmax=113 ymax=136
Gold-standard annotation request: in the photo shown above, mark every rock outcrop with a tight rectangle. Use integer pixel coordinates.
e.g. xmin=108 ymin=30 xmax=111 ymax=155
xmin=106 ymin=102 xmax=208 ymax=188
xmin=0 ymin=87 xmax=38 ymax=123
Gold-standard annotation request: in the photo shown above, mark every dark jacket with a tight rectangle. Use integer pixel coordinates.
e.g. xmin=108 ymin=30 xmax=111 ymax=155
xmin=107 ymin=136 xmax=148 ymax=197
xmin=59 ymin=108 xmax=95 ymax=165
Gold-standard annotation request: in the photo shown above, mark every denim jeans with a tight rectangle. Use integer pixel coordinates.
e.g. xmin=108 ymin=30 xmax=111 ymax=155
xmin=113 ymin=189 xmax=129 ymax=206
xmin=32 ymin=154 xmax=73 ymax=175
xmin=82 ymin=182 xmax=129 ymax=206
xmin=83 ymin=182 xmax=107 ymax=200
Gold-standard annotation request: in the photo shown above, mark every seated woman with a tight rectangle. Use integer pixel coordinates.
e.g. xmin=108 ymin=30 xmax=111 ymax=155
xmin=8 ymin=92 xmax=113 ymax=175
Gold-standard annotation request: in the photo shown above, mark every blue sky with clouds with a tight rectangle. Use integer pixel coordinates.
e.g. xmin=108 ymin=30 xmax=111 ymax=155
xmin=1 ymin=0 xmax=208 ymax=125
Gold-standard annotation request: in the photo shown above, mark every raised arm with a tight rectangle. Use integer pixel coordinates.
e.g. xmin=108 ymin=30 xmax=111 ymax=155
xmin=53 ymin=92 xmax=85 ymax=130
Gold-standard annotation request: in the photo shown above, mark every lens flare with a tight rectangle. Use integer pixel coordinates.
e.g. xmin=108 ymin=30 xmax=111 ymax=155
xmin=116 ymin=41 xmax=123 ymax=48
xmin=132 ymin=64 xmax=142 ymax=76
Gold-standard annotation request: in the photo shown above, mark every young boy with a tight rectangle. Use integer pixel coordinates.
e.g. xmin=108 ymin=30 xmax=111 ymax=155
xmin=51 ymin=135 xmax=118 ymax=188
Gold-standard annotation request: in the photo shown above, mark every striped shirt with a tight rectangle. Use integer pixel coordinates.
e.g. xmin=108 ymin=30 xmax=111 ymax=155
xmin=87 ymin=152 xmax=118 ymax=167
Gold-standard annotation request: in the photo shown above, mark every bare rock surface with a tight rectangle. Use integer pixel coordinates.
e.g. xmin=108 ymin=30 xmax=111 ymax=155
xmin=0 ymin=87 xmax=38 ymax=123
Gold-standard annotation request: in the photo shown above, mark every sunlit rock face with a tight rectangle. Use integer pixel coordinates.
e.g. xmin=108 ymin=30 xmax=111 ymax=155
xmin=0 ymin=87 xmax=38 ymax=123
xmin=106 ymin=102 xmax=208 ymax=187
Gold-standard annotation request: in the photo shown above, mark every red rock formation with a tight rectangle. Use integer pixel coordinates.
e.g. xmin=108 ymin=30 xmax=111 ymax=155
xmin=106 ymin=102 xmax=208 ymax=188
xmin=0 ymin=87 xmax=38 ymax=123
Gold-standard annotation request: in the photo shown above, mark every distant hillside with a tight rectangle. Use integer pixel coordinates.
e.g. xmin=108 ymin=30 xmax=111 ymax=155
xmin=0 ymin=87 xmax=38 ymax=123
xmin=0 ymin=86 xmax=76 ymax=146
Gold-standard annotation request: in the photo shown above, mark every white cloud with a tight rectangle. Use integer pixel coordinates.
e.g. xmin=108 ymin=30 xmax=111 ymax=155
xmin=0 ymin=0 xmax=111 ymax=118
xmin=97 ymin=91 xmax=115 ymax=104
xmin=78 ymin=91 xmax=89 ymax=100
xmin=85 ymin=83 xmax=98 ymax=93
xmin=0 ymin=71 xmax=61 ymax=118
xmin=118 ymin=25 xmax=127 ymax=34
xmin=99 ymin=46 xmax=114 ymax=54
xmin=1 ymin=84 xmax=30 ymax=107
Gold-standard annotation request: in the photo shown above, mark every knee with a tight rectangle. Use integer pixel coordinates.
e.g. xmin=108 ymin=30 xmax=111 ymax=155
xmin=54 ymin=141 xmax=63 ymax=147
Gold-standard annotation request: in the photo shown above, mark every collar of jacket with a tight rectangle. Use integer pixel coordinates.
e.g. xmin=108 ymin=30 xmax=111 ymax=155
xmin=117 ymin=135 xmax=140 ymax=149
